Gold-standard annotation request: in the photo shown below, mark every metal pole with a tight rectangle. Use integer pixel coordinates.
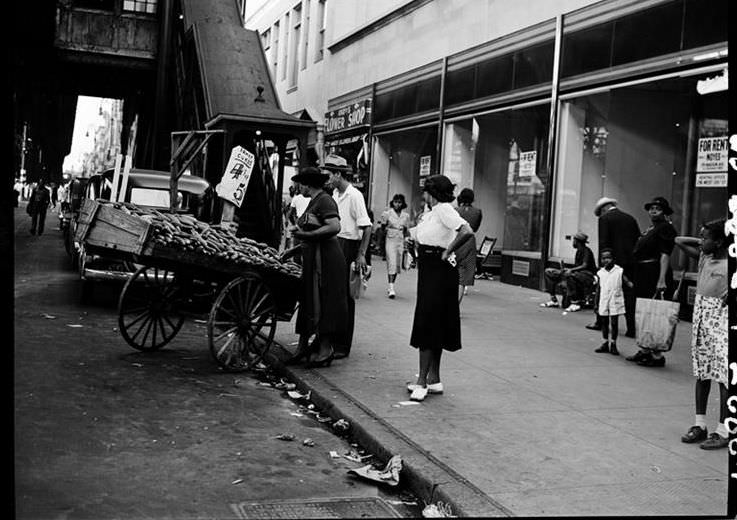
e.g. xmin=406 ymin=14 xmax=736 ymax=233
xmin=540 ymin=14 xmax=563 ymax=290
xmin=436 ymin=57 xmax=447 ymax=175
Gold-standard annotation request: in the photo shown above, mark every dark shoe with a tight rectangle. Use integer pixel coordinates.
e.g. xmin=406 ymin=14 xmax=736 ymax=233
xmin=609 ymin=343 xmax=619 ymax=356
xmin=594 ymin=342 xmax=610 ymax=353
xmin=305 ymin=349 xmax=334 ymax=368
xmin=625 ymin=350 xmax=650 ymax=362
xmin=624 ymin=331 xmax=636 ymax=338
xmin=333 ymin=351 xmax=349 ymax=360
xmin=638 ymin=355 xmax=665 ymax=367
xmin=585 ymin=323 xmax=602 ymax=331
xmin=681 ymin=426 xmax=708 ymax=444
xmin=700 ymin=432 xmax=728 ymax=450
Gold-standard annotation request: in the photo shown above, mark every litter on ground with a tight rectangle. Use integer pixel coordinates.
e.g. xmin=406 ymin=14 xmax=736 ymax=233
xmin=274 ymin=433 xmax=296 ymax=441
xmin=347 ymin=455 xmax=402 ymax=486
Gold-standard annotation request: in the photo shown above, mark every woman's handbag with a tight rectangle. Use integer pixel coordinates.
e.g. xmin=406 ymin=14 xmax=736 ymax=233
xmin=635 ymin=290 xmax=680 ymax=352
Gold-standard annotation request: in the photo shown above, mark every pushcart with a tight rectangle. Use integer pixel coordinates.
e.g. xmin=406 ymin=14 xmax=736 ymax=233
xmin=75 ymin=199 xmax=300 ymax=372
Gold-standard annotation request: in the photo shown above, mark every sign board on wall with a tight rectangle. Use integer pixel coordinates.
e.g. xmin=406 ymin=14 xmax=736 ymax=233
xmin=215 ymin=146 xmax=255 ymax=208
xmin=695 ymin=172 xmax=727 ymax=188
xmin=518 ymin=151 xmax=537 ymax=179
xmin=324 ymin=99 xmax=372 ymax=135
xmin=419 ymin=155 xmax=431 ymax=177
xmin=696 ymin=136 xmax=728 ymax=172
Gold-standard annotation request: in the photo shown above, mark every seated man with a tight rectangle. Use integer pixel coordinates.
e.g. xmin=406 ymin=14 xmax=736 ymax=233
xmin=540 ymin=232 xmax=596 ymax=311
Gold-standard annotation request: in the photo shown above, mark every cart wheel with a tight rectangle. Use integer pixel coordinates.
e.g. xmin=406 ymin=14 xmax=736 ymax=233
xmin=208 ymin=272 xmax=277 ymax=372
xmin=118 ymin=265 xmax=185 ymax=351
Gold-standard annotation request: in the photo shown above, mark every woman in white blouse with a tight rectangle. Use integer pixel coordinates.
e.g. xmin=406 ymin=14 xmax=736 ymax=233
xmin=380 ymin=193 xmax=411 ymax=299
xmin=406 ymin=175 xmax=473 ymax=401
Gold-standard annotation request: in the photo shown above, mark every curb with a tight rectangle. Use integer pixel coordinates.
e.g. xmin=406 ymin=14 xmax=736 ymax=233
xmin=265 ymin=341 xmax=514 ymax=518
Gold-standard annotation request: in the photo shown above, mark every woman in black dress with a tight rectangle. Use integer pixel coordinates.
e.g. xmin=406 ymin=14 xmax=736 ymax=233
xmin=626 ymin=196 xmax=678 ymax=367
xmin=282 ymin=167 xmax=348 ymax=367
xmin=406 ymin=175 xmax=473 ymax=401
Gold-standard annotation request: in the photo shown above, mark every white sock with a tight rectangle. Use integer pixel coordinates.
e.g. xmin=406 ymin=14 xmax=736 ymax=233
xmin=694 ymin=414 xmax=707 ymax=429
xmin=715 ymin=422 xmax=728 ymax=438
xmin=388 ymin=283 xmax=394 ymax=291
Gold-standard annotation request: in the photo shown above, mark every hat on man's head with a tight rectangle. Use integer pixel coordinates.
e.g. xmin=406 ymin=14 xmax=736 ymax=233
xmin=322 ymin=154 xmax=352 ymax=173
xmin=644 ymin=196 xmax=673 ymax=215
xmin=573 ymin=231 xmax=589 ymax=243
xmin=594 ymin=197 xmax=618 ymax=217
xmin=291 ymin=166 xmax=329 ymax=188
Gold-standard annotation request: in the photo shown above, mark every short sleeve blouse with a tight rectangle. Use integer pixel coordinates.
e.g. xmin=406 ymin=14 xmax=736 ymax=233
xmin=633 ymin=220 xmax=676 ymax=261
xmin=696 ymin=253 xmax=727 ymax=299
xmin=381 ymin=209 xmax=410 ymax=239
xmin=415 ymin=202 xmax=466 ymax=248
xmin=298 ymin=192 xmax=339 ymax=236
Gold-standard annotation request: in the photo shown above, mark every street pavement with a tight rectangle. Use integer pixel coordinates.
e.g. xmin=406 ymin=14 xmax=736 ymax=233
xmin=13 ymin=207 xmax=421 ymax=520
xmin=273 ymin=256 xmax=730 ymax=517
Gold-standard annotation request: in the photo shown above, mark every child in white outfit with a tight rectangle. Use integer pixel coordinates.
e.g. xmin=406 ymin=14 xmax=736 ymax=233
xmin=594 ymin=248 xmax=633 ymax=356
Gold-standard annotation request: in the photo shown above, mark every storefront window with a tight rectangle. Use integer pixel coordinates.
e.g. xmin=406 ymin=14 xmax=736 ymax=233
xmin=370 ymin=127 xmax=437 ymax=222
xmin=551 ymin=70 xmax=728 ymax=265
xmin=443 ymin=103 xmax=550 ymax=253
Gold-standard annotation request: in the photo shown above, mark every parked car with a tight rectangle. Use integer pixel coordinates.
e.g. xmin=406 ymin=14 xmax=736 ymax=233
xmin=70 ymin=168 xmax=212 ymax=300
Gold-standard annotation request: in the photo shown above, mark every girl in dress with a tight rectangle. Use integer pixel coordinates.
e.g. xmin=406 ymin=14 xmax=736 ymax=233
xmin=675 ymin=219 xmax=728 ymax=450
xmin=594 ymin=249 xmax=633 ymax=356
xmin=379 ymin=194 xmax=410 ymax=299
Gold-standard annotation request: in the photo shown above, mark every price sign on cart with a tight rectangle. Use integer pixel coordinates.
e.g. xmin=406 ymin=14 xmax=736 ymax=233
xmin=216 ymin=146 xmax=255 ymax=208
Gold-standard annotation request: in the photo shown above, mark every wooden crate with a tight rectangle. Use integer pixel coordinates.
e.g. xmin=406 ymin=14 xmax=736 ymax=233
xmin=74 ymin=199 xmax=151 ymax=255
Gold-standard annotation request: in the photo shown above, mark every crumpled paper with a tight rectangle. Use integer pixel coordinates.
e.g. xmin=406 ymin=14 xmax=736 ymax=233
xmin=347 ymin=455 xmax=402 ymax=486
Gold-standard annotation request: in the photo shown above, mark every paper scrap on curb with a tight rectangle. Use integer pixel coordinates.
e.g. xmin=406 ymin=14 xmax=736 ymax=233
xmin=397 ymin=401 xmax=420 ymax=406
xmin=274 ymin=433 xmax=295 ymax=441
xmin=231 ymin=478 xmax=244 ymax=485
xmin=329 ymin=451 xmax=341 ymax=459
xmin=287 ymin=390 xmax=310 ymax=400
xmin=302 ymin=438 xmax=315 ymax=447
xmin=347 ymin=455 xmax=402 ymax=486
xmin=41 ymin=313 xmax=56 ymax=319
xmin=67 ymin=324 xmax=84 ymax=328
xmin=290 ymin=412 xmax=304 ymax=417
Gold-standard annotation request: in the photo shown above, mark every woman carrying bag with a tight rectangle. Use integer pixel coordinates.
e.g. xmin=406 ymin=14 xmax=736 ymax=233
xmin=405 ymin=175 xmax=473 ymax=401
xmin=281 ymin=167 xmax=348 ymax=368
xmin=627 ymin=196 xmax=678 ymax=367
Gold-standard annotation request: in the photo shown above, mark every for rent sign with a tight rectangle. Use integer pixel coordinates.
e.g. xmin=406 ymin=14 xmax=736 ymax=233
xmin=696 ymin=136 xmax=728 ymax=173
xmin=325 ymin=99 xmax=371 ymax=135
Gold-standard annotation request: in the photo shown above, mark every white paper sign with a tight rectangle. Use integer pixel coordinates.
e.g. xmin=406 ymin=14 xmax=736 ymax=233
xmin=695 ymin=172 xmax=727 ymax=188
xmin=419 ymin=155 xmax=431 ymax=177
xmin=216 ymin=146 xmax=255 ymax=207
xmin=518 ymin=151 xmax=537 ymax=178
xmin=696 ymin=137 xmax=728 ymax=173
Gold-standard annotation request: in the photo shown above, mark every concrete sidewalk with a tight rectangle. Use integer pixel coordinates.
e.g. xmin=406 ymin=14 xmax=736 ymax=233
xmin=271 ymin=260 xmax=729 ymax=517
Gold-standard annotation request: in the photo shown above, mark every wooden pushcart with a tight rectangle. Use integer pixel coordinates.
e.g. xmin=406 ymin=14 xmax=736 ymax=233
xmin=76 ymin=199 xmax=299 ymax=372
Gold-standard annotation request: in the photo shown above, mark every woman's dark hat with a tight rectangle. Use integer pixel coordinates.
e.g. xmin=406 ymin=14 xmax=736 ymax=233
xmin=422 ymin=175 xmax=455 ymax=203
xmin=292 ymin=167 xmax=329 ymax=187
xmin=644 ymin=196 xmax=673 ymax=215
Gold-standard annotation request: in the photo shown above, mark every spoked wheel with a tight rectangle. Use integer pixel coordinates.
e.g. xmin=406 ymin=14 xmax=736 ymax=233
xmin=208 ymin=272 xmax=277 ymax=372
xmin=118 ymin=266 xmax=185 ymax=351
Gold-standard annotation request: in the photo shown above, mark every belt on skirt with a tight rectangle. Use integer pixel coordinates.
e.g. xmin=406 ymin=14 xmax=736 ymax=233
xmin=417 ymin=245 xmax=445 ymax=256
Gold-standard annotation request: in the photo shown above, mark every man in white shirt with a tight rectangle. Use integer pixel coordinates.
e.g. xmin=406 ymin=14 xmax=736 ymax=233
xmin=289 ymin=183 xmax=310 ymax=222
xmin=324 ymin=154 xmax=372 ymax=359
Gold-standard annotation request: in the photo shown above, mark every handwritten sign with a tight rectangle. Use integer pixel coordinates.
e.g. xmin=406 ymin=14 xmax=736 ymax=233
xmin=215 ymin=146 xmax=255 ymax=208
xmin=696 ymin=136 xmax=728 ymax=172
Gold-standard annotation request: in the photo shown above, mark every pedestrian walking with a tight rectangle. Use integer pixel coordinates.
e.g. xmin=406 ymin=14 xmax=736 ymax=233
xmin=675 ymin=220 xmax=729 ymax=449
xmin=540 ymin=231 xmax=596 ymax=311
xmin=593 ymin=248 xmax=633 ymax=356
xmin=454 ymin=188 xmax=482 ymax=303
xmin=281 ymin=167 xmax=348 ymax=368
xmin=626 ymin=196 xmax=678 ymax=367
xmin=325 ymin=154 xmax=372 ymax=359
xmin=27 ymin=178 xmax=51 ymax=235
xmin=379 ymin=194 xmax=410 ymax=299
xmin=587 ymin=197 xmax=640 ymax=334
xmin=406 ymin=175 xmax=473 ymax=401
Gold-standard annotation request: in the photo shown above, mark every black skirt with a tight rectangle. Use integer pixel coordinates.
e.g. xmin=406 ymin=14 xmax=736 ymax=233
xmin=410 ymin=245 xmax=461 ymax=351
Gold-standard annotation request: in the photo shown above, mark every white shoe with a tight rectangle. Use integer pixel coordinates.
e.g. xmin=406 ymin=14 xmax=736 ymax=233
xmin=388 ymin=287 xmax=396 ymax=299
xmin=407 ymin=382 xmax=443 ymax=394
xmin=409 ymin=386 xmax=428 ymax=401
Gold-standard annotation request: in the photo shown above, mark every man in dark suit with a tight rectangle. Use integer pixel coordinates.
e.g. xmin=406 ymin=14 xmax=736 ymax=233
xmin=587 ymin=197 xmax=640 ymax=336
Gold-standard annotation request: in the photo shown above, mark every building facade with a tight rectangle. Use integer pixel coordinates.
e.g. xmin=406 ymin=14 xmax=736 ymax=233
xmin=245 ymin=0 xmax=728 ymax=302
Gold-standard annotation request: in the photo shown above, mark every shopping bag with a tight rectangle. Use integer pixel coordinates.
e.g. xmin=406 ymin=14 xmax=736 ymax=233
xmin=349 ymin=262 xmax=367 ymax=300
xmin=635 ymin=296 xmax=680 ymax=352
